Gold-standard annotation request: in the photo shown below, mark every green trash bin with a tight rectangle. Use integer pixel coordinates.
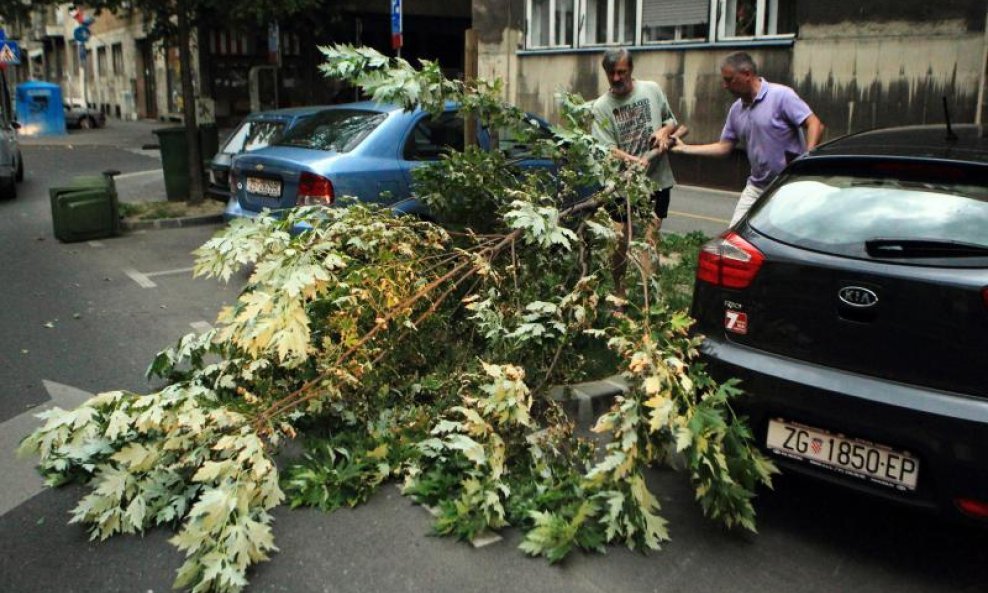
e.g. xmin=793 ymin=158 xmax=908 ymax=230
xmin=50 ymin=170 xmax=121 ymax=242
xmin=154 ymin=126 xmax=190 ymax=201
xmin=154 ymin=125 xmax=220 ymax=201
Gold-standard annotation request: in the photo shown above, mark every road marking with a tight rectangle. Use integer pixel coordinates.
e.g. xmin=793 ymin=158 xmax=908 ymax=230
xmin=470 ymin=531 xmax=503 ymax=548
xmin=115 ymin=169 xmax=162 ymax=180
xmin=0 ymin=381 xmax=93 ymax=516
xmin=123 ymin=267 xmax=156 ymax=288
xmin=124 ymin=266 xmax=195 ymax=288
xmin=668 ymin=209 xmax=730 ymax=225
xmin=190 ymin=321 xmax=213 ymax=333
xmin=87 ymin=240 xmax=104 ymax=248
xmin=676 ymin=183 xmax=739 ymax=197
xmin=145 ymin=266 xmax=195 ymax=278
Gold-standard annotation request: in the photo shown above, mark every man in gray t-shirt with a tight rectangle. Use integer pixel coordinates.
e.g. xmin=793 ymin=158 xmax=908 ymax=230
xmin=591 ymin=48 xmax=683 ymax=304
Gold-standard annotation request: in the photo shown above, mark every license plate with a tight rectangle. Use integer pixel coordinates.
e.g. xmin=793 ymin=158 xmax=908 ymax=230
xmin=246 ymin=176 xmax=281 ymax=198
xmin=766 ymin=418 xmax=919 ymax=491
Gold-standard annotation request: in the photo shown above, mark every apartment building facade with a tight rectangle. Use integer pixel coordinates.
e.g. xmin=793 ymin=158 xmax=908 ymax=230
xmin=473 ymin=0 xmax=988 ymax=188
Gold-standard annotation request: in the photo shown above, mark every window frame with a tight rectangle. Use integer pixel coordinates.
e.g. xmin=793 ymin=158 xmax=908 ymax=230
xmin=111 ymin=43 xmax=124 ymax=76
xmin=714 ymin=0 xmax=794 ymax=42
xmin=523 ymin=0 xmax=794 ymax=50
xmin=526 ymin=0 xmax=580 ymax=49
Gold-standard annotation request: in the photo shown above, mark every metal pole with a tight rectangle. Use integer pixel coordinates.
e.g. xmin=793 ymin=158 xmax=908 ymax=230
xmin=975 ymin=9 xmax=987 ymax=127
xmin=464 ymin=29 xmax=477 ymax=148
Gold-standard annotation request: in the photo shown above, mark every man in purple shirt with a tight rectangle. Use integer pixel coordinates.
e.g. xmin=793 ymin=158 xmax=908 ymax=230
xmin=673 ymin=52 xmax=824 ymax=225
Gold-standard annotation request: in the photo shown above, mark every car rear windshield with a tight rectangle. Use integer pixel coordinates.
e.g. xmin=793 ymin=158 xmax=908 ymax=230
xmin=221 ymin=120 xmax=287 ymax=155
xmin=276 ymin=109 xmax=386 ymax=153
xmin=750 ymin=160 xmax=988 ymax=265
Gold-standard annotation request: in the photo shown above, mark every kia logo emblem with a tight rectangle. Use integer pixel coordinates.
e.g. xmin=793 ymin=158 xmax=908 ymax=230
xmin=838 ymin=286 xmax=878 ymax=308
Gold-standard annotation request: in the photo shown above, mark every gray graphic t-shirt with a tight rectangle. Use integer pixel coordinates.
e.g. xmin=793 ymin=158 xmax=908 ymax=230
xmin=591 ymin=80 xmax=677 ymax=189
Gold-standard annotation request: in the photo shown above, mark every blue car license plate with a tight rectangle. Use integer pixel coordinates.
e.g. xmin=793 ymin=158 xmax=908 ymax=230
xmin=246 ymin=176 xmax=281 ymax=198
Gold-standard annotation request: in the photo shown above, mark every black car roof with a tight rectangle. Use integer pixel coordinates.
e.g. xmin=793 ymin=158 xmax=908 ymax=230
xmin=811 ymin=124 xmax=988 ymax=164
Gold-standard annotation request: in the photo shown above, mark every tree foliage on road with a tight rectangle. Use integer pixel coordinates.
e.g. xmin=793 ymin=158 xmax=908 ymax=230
xmin=20 ymin=45 xmax=776 ymax=592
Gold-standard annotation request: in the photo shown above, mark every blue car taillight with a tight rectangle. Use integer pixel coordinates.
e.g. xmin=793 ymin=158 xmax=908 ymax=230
xmin=297 ymin=172 xmax=335 ymax=206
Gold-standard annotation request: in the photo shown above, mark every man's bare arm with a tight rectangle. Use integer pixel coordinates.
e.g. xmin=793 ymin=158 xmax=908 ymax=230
xmin=671 ymin=139 xmax=735 ymax=157
xmin=802 ymin=113 xmax=825 ymax=150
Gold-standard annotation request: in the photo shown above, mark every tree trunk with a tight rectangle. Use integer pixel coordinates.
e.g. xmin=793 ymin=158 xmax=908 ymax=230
xmin=177 ymin=0 xmax=204 ymax=203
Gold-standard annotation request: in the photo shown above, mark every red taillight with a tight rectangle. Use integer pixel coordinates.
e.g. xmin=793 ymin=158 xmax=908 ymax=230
xmin=297 ymin=172 xmax=334 ymax=206
xmin=696 ymin=231 xmax=765 ymax=289
xmin=982 ymin=287 xmax=988 ymax=311
xmin=955 ymin=497 xmax=988 ymax=519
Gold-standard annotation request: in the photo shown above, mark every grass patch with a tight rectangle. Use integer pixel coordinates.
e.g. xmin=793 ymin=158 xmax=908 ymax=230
xmin=119 ymin=199 xmax=225 ymax=222
xmin=657 ymin=231 xmax=707 ymax=311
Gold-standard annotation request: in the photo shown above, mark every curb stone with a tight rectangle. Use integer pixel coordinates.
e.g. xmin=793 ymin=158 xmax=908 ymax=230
xmin=549 ymin=374 xmax=629 ymax=429
xmin=121 ymin=213 xmax=224 ymax=232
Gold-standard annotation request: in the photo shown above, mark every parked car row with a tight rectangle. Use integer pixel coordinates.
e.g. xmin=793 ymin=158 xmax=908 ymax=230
xmin=213 ymin=102 xmax=988 ymax=525
xmin=214 ymin=101 xmax=553 ymax=224
xmin=63 ymin=101 xmax=106 ymax=130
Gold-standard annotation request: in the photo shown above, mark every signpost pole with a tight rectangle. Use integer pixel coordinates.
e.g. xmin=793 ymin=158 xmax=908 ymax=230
xmin=391 ymin=0 xmax=403 ymax=58
xmin=79 ymin=44 xmax=88 ymax=109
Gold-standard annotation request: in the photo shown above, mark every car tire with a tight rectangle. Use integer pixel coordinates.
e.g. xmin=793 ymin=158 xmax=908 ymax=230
xmin=0 ymin=176 xmax=16 ymax=200
xmin=80 ymin=117 xmax=93 ymax=130
xmin=15 ymin=154 xmax=23 ymax=182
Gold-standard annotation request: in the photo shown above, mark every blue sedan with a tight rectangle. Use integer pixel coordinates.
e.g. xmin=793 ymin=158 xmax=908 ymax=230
xmin=223 ymin=101 xmax=553 ymax=223
xmin=209 ymin=106 xmax=330 ymax=202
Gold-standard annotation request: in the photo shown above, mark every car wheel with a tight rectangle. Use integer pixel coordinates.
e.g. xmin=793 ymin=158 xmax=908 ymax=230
xmin=15 ymin=154 xmax=23 ymax=182
xmin=0 ymin=176 xmax=16 ymax=200
xmin=80 ymin=117 xmax=93 ymax=130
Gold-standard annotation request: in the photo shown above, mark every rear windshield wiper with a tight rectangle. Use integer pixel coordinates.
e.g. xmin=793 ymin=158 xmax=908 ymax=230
xmin=865 ymin=238 xmax=988 ymax=258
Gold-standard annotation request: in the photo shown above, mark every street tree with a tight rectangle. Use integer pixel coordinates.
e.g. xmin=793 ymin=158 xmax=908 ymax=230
xmin=20 ymin=45 xmax=776 ymax=592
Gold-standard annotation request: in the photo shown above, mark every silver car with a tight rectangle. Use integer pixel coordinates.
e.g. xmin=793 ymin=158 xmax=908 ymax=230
xmin=0 ymin=72 xmax=23 ymax=199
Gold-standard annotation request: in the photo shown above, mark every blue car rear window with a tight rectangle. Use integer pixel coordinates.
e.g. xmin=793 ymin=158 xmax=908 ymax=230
xmin=221 ymin=120 xmax=287 ymax=154
xmin=277 ymin=109 xmax=386 ymax=152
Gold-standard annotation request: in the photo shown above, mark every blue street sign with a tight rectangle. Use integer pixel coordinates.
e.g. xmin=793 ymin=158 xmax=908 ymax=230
xmin=390 ymin=0 xmax=402 ymax=49
xmin=73 ymin=25 xmax=90 ymax=43
xmin=0 ymin=28 xmax=6 ymax=41
xmin=0 ymin=41 xmax=20 ymax=65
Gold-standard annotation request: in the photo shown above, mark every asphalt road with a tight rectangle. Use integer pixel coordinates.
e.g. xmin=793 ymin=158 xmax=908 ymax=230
xmin=0 ymin=121 xmax=985 ymax=593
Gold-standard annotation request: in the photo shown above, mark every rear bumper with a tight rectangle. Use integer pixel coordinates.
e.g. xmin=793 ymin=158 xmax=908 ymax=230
xmin=222 ymin=197 xmax=315 ymax=234
xmin=700 ymin=335 xmax=988 ymax=521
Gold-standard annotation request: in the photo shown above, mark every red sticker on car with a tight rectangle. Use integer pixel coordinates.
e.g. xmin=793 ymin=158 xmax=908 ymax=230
xmin=725 ymin=310 xmax=748 ymax=334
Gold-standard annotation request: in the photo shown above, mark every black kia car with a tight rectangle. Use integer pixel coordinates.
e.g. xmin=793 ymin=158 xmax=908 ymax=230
xmin=691 ymin=124 xmax=988 ymax=522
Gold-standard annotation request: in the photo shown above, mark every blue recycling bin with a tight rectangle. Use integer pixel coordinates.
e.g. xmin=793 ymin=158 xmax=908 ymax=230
xmin=15 ymin=81 xmax=66 ymax=136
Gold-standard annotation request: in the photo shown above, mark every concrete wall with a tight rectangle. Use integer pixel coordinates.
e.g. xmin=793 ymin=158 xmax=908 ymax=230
xmin=793 ymin=20 xmax=984 ymax=135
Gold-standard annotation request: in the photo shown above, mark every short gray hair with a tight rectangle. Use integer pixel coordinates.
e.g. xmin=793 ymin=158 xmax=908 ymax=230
xmin=721 ymin=52 xmax=757 ymax=74
xmin=602 ymin=48 xmax=633 ymax=72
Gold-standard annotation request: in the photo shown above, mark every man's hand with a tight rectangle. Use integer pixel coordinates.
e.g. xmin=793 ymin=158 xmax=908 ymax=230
xmin=669 ymin=139 xmax=688 ymax=154
xmin=649 ymin=130 xmax=672 ymax=154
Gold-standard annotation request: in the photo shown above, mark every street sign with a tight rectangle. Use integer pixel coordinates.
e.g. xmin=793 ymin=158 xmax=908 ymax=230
xmin=267 ymin=22 xmax=280 ymax=66
xmin=0 ymin=41 xmax=19 ymax=65
xmin=73 ymin=25 xmax=90 ymax=43
xmin=390 ymin=0 xmax=402 ymax=50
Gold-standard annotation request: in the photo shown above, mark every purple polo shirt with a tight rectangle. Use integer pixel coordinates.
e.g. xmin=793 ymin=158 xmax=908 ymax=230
xmin=721 ymin=79 xmax=813 ymax=188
